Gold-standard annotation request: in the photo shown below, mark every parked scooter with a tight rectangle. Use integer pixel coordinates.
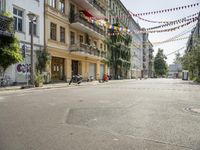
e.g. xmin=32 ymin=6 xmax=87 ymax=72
xmin=69 ymin=74 xmax=82 ymax=85
xmin=87 ymin=76 xmax=94 ymax=82
xmin=103 ymin=73 xmax=109 ymax=82
xmin=99 ymin=74 xmax=109 ymax=83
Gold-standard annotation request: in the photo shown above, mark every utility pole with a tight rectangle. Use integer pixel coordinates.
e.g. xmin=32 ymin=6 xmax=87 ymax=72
xmin=27 ymin=13 xmax=36 ymax=86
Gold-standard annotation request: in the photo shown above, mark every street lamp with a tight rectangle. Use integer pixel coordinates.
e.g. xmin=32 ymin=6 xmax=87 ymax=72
xmin=27 ymin=13 xmax=36 ymax=86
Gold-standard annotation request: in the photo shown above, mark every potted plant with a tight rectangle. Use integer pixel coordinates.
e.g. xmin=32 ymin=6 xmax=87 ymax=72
xmin=34 ymin=72 xmax=44 ymax=87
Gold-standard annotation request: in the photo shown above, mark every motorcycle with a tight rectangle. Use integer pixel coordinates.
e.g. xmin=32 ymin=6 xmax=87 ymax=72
xmin=69 ymin=74 xmax=83 ymax=85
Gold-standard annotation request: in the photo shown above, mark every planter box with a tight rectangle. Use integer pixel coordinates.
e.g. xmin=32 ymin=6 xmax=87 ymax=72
xmin=35 ymin=82 xmax=43 ymax=87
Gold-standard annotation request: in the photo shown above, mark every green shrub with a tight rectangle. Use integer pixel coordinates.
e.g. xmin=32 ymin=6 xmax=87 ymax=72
xmin=34 ymin=72 xmax=44 ymax=84
xmin=194 ymin=77 xmax=200 ymax=83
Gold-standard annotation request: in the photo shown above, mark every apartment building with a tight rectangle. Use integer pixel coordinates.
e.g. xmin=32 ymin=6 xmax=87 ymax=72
xmin=45 ymin=0 xmax=108 ymax=82
xmin=107 ymin=0 xmax=131 ymax=79
xmin=148 ymin=43 xmax=154 ymax=78
xmin=108 ymin=0 xmax=130 ymax=27
xmin=142 ymin=32 xmax=149 ymax=78
xmin=2 ymin=0 xmax=44 ymax=83
xmin=142 ymin=34 xmax=154 ymax=78
xmin=128 ymin=18 xmax=143 ymax=79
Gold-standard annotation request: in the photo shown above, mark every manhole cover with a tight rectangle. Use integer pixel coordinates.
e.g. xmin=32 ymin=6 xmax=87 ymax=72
xmin=185 ymin=107 xmax=200 ymax=114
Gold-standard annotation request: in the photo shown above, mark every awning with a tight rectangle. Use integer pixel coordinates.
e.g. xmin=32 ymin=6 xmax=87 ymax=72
xmin=83 ymin=10 xmax=93 ymax=18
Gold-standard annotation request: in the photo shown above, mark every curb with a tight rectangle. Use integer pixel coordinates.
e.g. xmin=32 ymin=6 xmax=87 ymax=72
xmin=0 ymin=79 xmax=136 ymax=92
xmin=0 ymin=81 xmax=101 ymax=92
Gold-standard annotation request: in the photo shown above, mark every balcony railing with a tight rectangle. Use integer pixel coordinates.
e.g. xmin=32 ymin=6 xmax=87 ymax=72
xmin=0 ymin=15 xmax=14 ymax=37
xmin=70 ymin=14 xmax=106 ymax=36
xmin=69 ymin=43 xmax=107 ymax=59
xmin=143 ymin=56 xmax=146 ymax=62
xmin=88 ymin=0 xmax=106 ymax=16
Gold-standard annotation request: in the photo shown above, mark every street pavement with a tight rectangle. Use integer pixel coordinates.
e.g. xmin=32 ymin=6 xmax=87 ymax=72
xmin=0 ymin=79 xmax=200 ymax=150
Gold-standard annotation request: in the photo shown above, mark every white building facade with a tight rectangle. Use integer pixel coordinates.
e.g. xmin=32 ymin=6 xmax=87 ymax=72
xmin=128 ymin=18 xmax=143 ymax=79
xmin=142 ymin=32 xmax=149 ymax=78
xmin=3 ymin=0 xmax=44 ymax=84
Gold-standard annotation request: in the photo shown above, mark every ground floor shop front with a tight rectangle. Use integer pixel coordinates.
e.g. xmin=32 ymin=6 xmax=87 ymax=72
xmin=47 ymin=48 xmax=108 ymax=82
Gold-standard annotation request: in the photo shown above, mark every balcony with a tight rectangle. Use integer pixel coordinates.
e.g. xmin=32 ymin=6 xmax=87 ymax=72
xmin=70 ymin=14 xmax=106 ymax=39
xmin=69 ymin=43 xmax=107 ymax=59
xmin=45 ymin=4 xmax=68 ymax=21
xmin=72 ymin=0 xmax=106 ymax=18
xmin=0 ymin=15 xmax=14 ymax=37
xmin=143 ymin=56 xmax=146 ymax=62
xmin=143 ymin=63 xmax=146 ymax=69
xmin=88 ymin=0 xmax=106 ymax=16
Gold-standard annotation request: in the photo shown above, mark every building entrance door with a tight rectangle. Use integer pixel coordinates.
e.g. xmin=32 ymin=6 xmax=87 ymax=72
xmin=51 ymin=57 xmax=64 ymax=81
xmin=72 ymin=60 xmax=79 ymax=75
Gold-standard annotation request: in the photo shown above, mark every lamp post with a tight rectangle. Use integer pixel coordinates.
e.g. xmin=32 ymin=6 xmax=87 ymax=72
xmin=27 ymin=13 xmax=36 ymax=86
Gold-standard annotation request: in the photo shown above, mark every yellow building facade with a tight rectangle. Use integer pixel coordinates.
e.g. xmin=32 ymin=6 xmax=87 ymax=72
xmin=45 ymin=0 xmax=108 ymax=82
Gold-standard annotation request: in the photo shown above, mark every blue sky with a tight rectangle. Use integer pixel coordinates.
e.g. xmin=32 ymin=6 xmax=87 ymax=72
xmin=121 ymin=0 xmax=200 ymax=64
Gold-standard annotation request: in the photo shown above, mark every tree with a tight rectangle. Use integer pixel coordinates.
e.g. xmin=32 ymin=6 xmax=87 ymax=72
xmin=0 ymin=36 xmax=22 ymax=75
xmin=154 ymin=48 xmax=167 ymax=76
xmin=35 ymin=50 xmax=50 ymax=73
xmin=181 ymin=37 xmax=200 ymax=81
xmin=173 ymin=52 xmax=181 ymax=64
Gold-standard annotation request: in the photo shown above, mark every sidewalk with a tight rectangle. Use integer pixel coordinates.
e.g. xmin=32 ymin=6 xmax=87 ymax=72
xmin=0 ymin=80 xmax=108 ymax=92
xmin=0 ymin=79 xmax=135 ymax=92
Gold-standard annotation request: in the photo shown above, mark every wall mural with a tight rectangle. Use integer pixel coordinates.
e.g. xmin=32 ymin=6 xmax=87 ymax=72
xmin=16 ymin=64 xmax=31 ymax=74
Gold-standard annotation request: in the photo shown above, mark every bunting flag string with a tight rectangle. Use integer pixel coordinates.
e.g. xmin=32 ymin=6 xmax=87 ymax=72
xmin=130 ymin=37 xmax=191 ymax=48
xmin=152 ymin=37 xmax=189 ymax=45
xmin=90 ymin=12 xmax=198 ymax=36
xmin=145 ymin=15 xmax=198 ymax=31
xmin=106 ymin=17 xmax=197 ymax=35
xmin=92 ymin=3 xmax=199 ymax=20
xmin=129 ymin=11 xmax=199 ymax=24
xmin=132 ymin=3 xmax=199 ymax=16
xmin=144 ymin=17 xmax=198 ymax=33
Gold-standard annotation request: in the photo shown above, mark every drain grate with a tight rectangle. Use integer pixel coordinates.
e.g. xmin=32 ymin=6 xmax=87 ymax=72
xmin=185 ymin=107 xmax=200 ymax=115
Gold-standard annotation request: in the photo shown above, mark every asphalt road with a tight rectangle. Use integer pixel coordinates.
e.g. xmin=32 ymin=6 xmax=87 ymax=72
xmin=0 ymin=79 xmax=200 ymax=150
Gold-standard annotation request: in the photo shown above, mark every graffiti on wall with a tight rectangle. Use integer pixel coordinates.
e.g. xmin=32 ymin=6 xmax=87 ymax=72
xmin=17 ymin=64 xmax=31 ymax=74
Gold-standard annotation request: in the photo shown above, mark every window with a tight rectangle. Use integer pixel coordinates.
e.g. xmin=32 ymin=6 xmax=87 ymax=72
xmin=94 ymin=41 xmax=97 ymax=47
xmin=0 ymin=0 xmax=5 ymax=12
xmin=70 ymin=31 xmax=75 ymax=45
xmin=109 ymin=0 xmax=111 ymax=7
xmin=79 ymin=35 xmax=83 ymax=43
xmin=50 ymin=22 xmax=57 ymax=40
xmin=49 ymin=0 xmax=56 ymax=8
xmin=104 ymin=44 xmax=106 ymax=51
xmin=59 ymin=0 xmax=65 ymax=13
xmin=100 ymin=43 xmax=103 ymax=50
xmin=60 ymin=26 xmax=65 ymax=43
xmin=29 ymin=19 xmax=37 ymax=36
xmin=109 ymin=15 xmax=111 ymax=23
xmin=113 ymin=3 xmax=115 ymax=11
xmin=113 ymin=18 xmax=115 ymax=24
xmin=116 ymin=7 xmax=117 ymax=13
xmin=13 ymin=8 xmax=23 ymax=32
